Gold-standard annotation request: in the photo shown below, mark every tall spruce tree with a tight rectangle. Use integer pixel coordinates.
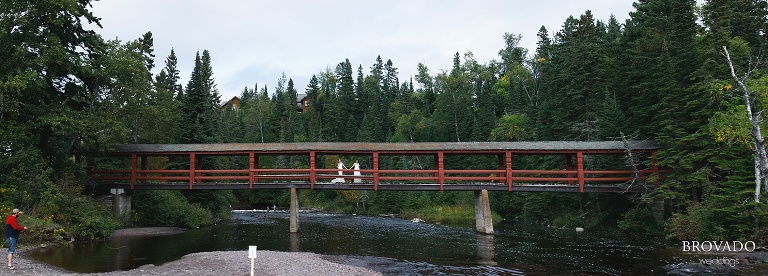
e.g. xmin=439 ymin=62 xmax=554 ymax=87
xmin=155 ymin=49 xmax=183 ymax=99
xmin=336 ymin=59 xmax=356 ymax=141
xmin=151 ymin=49 xmax=182 ymax=143
xmin=179 ymin=50 xmax=221 ymax=143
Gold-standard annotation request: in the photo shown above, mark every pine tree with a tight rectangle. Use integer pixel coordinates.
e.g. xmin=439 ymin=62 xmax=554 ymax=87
xmin=415 ymin=63 xmax=435 ymax=113
xmin=179 ymin=50 xmax=221 ymax=143
xmin=155 ymin=49 xmax=183 ymax=99
xmin=336 ymin=59 xmax=356 ymax=141
xmin=544 ymin=12 xmax=605 ymax=140
xmin=152 ymin=49 xmax=182 ymax=143
xmin=304 ymin=75 xmax=324 ymax=141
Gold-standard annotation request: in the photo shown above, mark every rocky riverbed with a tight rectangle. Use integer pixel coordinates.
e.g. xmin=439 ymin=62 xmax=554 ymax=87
xmin=6 ymin=227 xmax=382 ymax=275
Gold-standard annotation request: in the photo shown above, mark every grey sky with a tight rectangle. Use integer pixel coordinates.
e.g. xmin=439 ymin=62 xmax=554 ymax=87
xmin=88 ymin=1 xmax=636 ymax=102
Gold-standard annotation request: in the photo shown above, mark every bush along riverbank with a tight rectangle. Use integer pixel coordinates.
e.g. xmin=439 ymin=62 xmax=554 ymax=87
xmin=400 ymin=204 xmax=502 ymax=226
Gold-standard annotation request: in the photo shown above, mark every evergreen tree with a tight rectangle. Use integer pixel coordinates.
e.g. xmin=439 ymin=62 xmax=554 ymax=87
xmin=625 ymin=0 xmax=711 ymax=203
xmin=319 ymin=69 xmax=341 ymax=141
xmin=545 ymin=11 xmax=605 ymax=140
xmin=155 ymin=49 xmax=183 ymax=99
xmin=304 ymin=75 xmax=324 ymax=141
xmin=415 ymin=63 xmax=435 ymax=113
xmin=179 ymin=50 xmax=221 ymax=143
xmin=359 ymin=57 xmax=388 ymax=142
xmin=151 ymin=49 xmax=182 ymax=143
xmin=336 ymin=59 xmax=357 ymax=141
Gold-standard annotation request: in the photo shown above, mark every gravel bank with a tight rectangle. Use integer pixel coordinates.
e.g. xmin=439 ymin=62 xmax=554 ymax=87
xmin=8 ymin=250 xmax=382 ymax=275
xmin=5 ymin=227 xmax=382 ymax=275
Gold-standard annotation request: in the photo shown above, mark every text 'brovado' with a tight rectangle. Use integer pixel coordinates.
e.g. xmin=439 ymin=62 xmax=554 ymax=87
xmin=682 ymin=241 xmax=756 ymax=253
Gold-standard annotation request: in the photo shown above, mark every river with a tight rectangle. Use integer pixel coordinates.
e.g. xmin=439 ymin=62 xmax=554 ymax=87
xmin=28 ymin=211 xmax=767 ymax=275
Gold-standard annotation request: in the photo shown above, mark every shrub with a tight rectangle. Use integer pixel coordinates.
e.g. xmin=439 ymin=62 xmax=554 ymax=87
xmin=402 ymin=204 xmax=502 ymax=226
xmin=666 ymin=202 xmax=705 ymax=241
xmin=618 ymin=207 xmax=660 ymax=237
xmin=34 ymin=170 xmax=122 ymax=241
xmin=132 ymin=190 xmax=208 ymax=228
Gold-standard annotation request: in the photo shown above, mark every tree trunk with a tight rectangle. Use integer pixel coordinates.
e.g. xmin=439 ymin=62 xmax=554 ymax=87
xmin=723 ymin=46 xmax=768 ymax=203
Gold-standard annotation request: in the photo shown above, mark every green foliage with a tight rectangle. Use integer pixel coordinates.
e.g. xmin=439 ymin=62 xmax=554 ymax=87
xmin=489 ymin=113 xmax=529 ymax=141
xmin=708 ymin=99 xmax=751 ymax=145
xmin=4 ymin=0 xmax=768 ymax=243
xmin=618 ymin=207 xmax=661 ymax=237
xmin=59 ymin=198 xmax=121 ymax=241
xmin=132 ymin=190 xmax=208 ymax=228
xmin=179 ymin=50 xmax=221 ymax=143
xmin=34 ymin=171 xmax=121 ymax=241
xmin=666 ymin=202 xmax=707 ymax=241
xmin=183 ymin=190 xmax=237 ymax=221
xmin=235 ymin=189 xmax=290 ymax=208
xmin=401 ymin=205 xmax=502 ymax=226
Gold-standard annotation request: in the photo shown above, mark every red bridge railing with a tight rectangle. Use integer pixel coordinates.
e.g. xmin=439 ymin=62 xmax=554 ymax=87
xmin=83 ymin=141 xmax=664 ymax=192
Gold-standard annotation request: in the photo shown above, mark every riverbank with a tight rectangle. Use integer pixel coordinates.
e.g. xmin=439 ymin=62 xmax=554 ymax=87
xmin=11 ymin=249 xmax=382 ymax=275
xmin=10 ymin=227 xmax=382 ymax=275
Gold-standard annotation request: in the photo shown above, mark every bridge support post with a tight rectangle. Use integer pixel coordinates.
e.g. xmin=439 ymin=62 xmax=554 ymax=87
xmin=290 ymin=188 xmax=299 ymax=233
xmin=474 ymin=189 xmax=494 ymax=235
xmin=112 ymin=188 xmax=132 ymax=224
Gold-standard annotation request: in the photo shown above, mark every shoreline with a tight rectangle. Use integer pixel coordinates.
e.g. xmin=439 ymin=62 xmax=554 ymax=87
xmin=18 ymin=226 xmax=768 ymax=275
xmin=12 ymin=227 xmax=383 ymax=275
xmin=14 ymin=249 xmax=382 ymax=275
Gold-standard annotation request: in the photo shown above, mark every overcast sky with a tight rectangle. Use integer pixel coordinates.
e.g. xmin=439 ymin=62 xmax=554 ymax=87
xmin=88 ymin=0 xmax=637 ymax=102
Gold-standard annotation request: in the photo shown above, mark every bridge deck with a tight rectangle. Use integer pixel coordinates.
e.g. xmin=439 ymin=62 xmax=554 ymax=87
xmin=99 ymin=182 xmax=651 ymax=193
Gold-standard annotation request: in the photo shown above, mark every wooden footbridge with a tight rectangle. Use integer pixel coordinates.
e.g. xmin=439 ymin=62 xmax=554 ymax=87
xmin=83 ymin=140 xmax=663 ymax=234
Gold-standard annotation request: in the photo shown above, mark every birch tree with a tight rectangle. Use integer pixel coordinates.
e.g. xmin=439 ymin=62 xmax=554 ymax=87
xmin=722 ymin=46 xmax=768 ymax=203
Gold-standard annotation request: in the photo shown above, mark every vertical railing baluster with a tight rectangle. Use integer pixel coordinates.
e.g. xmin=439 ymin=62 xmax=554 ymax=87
xmin=189 ymin=152 xmax=195 ymax=189
xmin=310 ymin=151 xmax=316 ymax=189
xmin=249 ymin=152 xmax=255 ymax=189
xmin=373 ymin=152 xmax=379 ymax=191
xmin=577 ymin=151 xmax=585 ymax=193
xmin=438 ymin=151 xmax=445 ymax=191
xmin=506 ymin=151 xmax=513 ymax=192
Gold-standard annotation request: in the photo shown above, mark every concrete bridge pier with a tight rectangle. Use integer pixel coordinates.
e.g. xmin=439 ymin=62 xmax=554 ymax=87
xmin=112 ymin=188 xmax=132 ymax=224
xmin=290 ymin=188 xmax=299 ymax=233
xmin=474 ymin=189 xmax=494 ymax=235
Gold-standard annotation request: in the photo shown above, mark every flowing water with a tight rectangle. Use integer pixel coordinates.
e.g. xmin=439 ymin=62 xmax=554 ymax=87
xmin=28 ymin=211 xmax=768 ymax=275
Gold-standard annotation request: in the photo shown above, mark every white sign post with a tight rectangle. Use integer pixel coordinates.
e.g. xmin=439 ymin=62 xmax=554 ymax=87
xmin=249 ymin=246 xmax=258 ymax=276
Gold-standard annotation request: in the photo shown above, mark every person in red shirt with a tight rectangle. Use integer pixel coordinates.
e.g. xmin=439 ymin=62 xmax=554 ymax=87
xmin=5 ymin=209 xmax=27 ymax=270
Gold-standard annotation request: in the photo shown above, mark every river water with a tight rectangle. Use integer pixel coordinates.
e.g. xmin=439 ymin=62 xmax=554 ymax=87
xmin=28 ymin=211 xmax=767 ymax=275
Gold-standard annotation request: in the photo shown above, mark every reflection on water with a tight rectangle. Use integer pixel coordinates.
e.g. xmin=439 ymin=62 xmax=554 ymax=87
xmin=27 ymin=211 xmax=767 ymax=275
xmin=477 ymin=234 xmax=496 ymax=266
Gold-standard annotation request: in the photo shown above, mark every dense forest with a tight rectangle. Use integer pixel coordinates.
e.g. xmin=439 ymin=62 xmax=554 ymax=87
xmin=3 ymin=0 xmax=768 ymax=244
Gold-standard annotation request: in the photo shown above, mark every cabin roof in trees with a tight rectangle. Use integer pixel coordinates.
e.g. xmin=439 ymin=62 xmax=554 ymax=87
xmin=297 ymin=93 xmax=309 ymax=112
xmin=222 ymin=96 xmax=240 ymax=111
xmin=110 ymin=140 xmax=662 ymax=155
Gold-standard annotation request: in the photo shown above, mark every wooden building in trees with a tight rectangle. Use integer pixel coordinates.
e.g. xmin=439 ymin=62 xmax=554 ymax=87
xmin=297 ymin=93 xmax=310 ymax=112
xmin=221 ymin=96 xmax=241 ymax=111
